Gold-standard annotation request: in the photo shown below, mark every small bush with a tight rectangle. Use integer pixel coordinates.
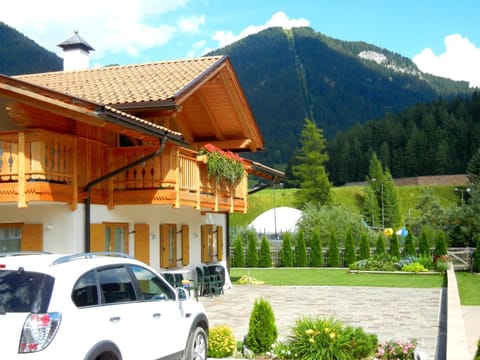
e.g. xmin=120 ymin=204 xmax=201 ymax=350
xmin=474 ymin=338 xmax=480 ymax=360
xmin=344 ymin=228 xmax=357 ymax=267
xmin=246 ymin=233 xmax=258 ymax=267
xmin=389 ymin=232 xmax=401 ymax=259
xmin=359 ymin=233 xmax=370 ymax=260
xmin=375 ymin=233 xmax=386 ymax=257
xmin=403 ymin=230 xmax=416 ymax=257
xmin=246 ymin=298 xmax=278 ymax=354
xmin=402 ymin=262 xmax=427 ymax=273
xmin=208 ymin=325 xmax=236 ymax=358
xmin=288 ymin=317 xmax=377 ymax=360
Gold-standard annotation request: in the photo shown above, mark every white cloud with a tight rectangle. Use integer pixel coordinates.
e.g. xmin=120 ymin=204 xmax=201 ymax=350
xmin=413 ymin=34 xmax=480 ymax=88
xmin=178 ymin=15 xmax=205 ymax=34
xmin=213 ymin=11 xmax=310 ymax=48
xmin=0 ymin=0 xmax=188 ymax=61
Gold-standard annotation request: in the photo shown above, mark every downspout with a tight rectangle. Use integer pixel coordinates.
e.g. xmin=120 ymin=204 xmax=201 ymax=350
xmin=84 ymin=136 xmax=168 ymax=252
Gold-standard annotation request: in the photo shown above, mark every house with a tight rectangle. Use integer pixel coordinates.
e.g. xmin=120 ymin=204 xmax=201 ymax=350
xmin=0 ymin=33 xmax=283 ymax=285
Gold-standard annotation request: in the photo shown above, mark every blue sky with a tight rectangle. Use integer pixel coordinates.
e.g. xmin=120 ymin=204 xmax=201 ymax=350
xmin=1 ymin=0 xmax=479 ymax=87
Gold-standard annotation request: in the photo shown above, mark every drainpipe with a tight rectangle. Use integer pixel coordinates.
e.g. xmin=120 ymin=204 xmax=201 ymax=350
xmin=84 ymin=136 xmax=168 ymax=252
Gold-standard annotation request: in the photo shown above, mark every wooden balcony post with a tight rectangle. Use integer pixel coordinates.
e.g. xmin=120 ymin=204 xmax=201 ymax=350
xmin=17 ymin=132 xmax=27 ymax=208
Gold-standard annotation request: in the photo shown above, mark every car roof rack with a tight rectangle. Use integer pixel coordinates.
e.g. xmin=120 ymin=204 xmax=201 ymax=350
xmin=0 ymin=251 xmax=52 ymax=257
xmin=53 ymin=252 xmax=132 ymax=265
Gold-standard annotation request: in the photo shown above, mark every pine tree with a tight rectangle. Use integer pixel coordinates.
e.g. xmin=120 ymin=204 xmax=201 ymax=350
xmin=292 ymin=119 xmax=331 ymax=208
xmin=245 ymin=298 xmax=278 ymax=354
xmin=434 ymin=230 xmax=448 ymax=257
xmin=294 ymin=231 xmax=308 ymax=267
xmin=327 ymin=231 xmax=340 ymax=267
xmin=389 ymin=231 xmax=401 ymax=259
xmin=258 ymin=236 xmax=272 ymax=268
xmin=344 ymin=228 xmax=356 ymax=266
xmin=359 ymin=233 xmax=371 ymax=260
xmin=279 ymin=233 xmax=293 ymax=267
xmin=467 ymin=147 xmax=480 ymax=186
xmin=382 ymin=169 xmax=401 ymax=228
xmin=403 ymin=228 xmax=416 ymax=257
xmin=418 ymin=228 xmax=431 ymax=258
xmin=246 ymin=232 xmax=258 ymax=267
xmin=309 ymin=228 xmax=323 ymax=267
xmin=375 ymin=233 xmax=386 ymax=258
xmin=232 ymin=235 xmax=245 ymax=267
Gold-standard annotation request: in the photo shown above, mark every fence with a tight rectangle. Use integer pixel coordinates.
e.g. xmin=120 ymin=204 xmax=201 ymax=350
xmin=229 ymin=246 xmax=477 ymax=269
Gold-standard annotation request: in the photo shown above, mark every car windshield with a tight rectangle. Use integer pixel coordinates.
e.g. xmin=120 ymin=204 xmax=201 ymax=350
xmin=0 ymin=270 xmax=54 ymax=314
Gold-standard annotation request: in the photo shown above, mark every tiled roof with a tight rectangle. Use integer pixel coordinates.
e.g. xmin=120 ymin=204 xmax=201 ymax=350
xmin=15 ymin=56 xmax=225 ymax=107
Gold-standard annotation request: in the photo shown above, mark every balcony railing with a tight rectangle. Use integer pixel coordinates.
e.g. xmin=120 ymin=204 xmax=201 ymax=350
xmin=0 ymin=130 xmax=248 ymax=212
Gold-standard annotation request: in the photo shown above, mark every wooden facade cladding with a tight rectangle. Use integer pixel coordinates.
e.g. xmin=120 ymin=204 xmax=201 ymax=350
xmin=0 ymin=129 xmax=248 ymax=213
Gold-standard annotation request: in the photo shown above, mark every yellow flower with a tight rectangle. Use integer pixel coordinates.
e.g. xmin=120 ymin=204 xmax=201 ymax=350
xmin=324 ymin=327 xmax=330 ymax=333
xmin=305 ymin=329 xmax=315 ymax=335
xmin=330 ymin=332 xmax=336 ymax=339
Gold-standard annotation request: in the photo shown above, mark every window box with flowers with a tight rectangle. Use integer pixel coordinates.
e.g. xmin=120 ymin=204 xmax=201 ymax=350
xmin=197 ymin=144 xmax=246 ymax=188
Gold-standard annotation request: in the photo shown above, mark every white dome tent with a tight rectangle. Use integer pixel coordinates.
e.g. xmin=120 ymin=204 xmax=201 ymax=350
xmin=249 ymin=206 xmax=302 ymax=239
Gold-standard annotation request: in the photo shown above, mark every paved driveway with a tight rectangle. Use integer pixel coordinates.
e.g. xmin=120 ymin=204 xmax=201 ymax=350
xmin=200 ymin=285 xmax=444 ymax=359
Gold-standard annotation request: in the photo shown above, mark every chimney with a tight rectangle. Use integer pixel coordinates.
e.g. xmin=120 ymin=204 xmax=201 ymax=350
xmin=57 ymin=31 xmax=95 ymax=71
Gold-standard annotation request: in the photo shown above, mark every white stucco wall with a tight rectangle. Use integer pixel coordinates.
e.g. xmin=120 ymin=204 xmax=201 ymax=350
xmin=0 ymin=202 xmax=229 ymax=284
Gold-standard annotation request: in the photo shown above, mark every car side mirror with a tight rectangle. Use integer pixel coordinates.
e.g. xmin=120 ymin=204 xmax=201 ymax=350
xmin=176 ymin=286 xmax=189 ymax=301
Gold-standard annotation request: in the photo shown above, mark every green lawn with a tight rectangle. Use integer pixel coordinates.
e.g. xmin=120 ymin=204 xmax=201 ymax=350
xmin=229 ymin=268 xmax=445 ymax=288
xmin=456 ymin=271 xmax=480 ymax=305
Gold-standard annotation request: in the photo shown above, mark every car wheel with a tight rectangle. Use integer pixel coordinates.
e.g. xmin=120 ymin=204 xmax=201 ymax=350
xmin=184 ymin=326 xmax=207 ymax=360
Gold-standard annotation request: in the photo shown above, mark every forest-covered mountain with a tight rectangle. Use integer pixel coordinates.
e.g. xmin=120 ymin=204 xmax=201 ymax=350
xmin=327 ymin=93 xmax=480 ymax=184
xmin=0 ymin=22 xmax=62 ymax=75
xmin=208 ymin=27 xmax=473 ymax=169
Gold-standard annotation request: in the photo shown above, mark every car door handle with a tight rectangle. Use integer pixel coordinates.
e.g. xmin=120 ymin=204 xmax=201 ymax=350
xmin=110 ymin=316 xmax=121 ymax=323
xmin=152 ymin=313 xmax=161 ymax=319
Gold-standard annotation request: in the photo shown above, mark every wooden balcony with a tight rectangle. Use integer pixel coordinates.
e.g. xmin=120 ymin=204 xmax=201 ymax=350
xmin=0 ymin=130 xmax=248 ymax=213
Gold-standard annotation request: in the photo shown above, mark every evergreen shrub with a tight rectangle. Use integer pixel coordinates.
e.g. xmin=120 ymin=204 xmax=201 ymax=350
xmin=232 ymin=236 xmax=245 ymax=267
xmin=279 ymin=233 xmax=294 ymax=267
xmin=344 ymin=228 xmax=356 ymax=266
xmin=245 ymin=298 xmax=278 ymax=354
xmin=309 ymin=228 xmax=323 ymax=267
xmin=389 ymin=232 xmax=401 ymax=259
xmin=474 ymin=236 xmax=480 ymax=273
xmin=258 ymin=235 xmax=272 ymax=268
xmin=246 ymin=232 xmax=258 ymax=267
xmin=295 ymin=231 xmax=308 ymax=267
xmin=327 ymin=231 xmax=340 ymax=267
xmin=375 ymin=233 xmax=386 ymax=257
xmin=359 ymin=233 xmax=370 ymax=260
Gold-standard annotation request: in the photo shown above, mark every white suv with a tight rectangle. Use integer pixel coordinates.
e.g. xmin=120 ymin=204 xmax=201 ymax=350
xmin=0 ymin=252 xmax=209 ymax=360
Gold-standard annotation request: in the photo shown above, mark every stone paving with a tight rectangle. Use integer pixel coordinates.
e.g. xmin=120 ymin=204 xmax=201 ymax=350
xmin=200 ymin=285 xmax=444 ymax=359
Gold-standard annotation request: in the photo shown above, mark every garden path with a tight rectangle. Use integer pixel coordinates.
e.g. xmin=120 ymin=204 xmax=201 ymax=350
xmin=201 ymin=285 xmax=444 ymax=359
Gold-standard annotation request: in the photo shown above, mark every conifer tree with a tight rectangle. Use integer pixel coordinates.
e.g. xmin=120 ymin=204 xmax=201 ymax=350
xmin=245 ymin=298 xmax=278 ymax=354
xmin=418 ymin=228 xmax=431 ymax=258
xmin=359 ymin=233 xmax=371 ymax=260
xmin=389 ymin=231 xmax=401 ymax=259
xmin=309 ymin=228 xmax=323 ymax=267
xmin=403 ymin=228 xmax=416 ymax=256
xmin=473 ymin=236 xmax=480 ymax=273
xmin=246 ymin=232 xmax=258 ymax=267
xmin=327 ymin=231 xmax=340 ymax=267
xmin=258 ymin=235 xmax=272 ymax=268
xmin=344 ymin=228 xmax=357 ymax=266
xmin=434 ymin=230 xmax=448 ymax=257
xmin=294 ymin=230 xmax=308 ymax=267
xmin=382 ymin=169 xmax=401 ymax=228
xmin=279 ymin=233 xmax=293 ymax=267
xmin=467 ymin=147 xmax=480 ymax=186
xmin=375 ymin=233 xmax=386 ymax=258
xmin=232 ymin=235 xmax=245 ymax=267
xmin=292 ymin=119 xmax=331 ymax=208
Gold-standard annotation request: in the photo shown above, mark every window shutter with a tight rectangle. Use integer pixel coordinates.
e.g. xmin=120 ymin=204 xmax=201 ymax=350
xmin=160 ymin=224 xmax=169 ymax=268
xmin=181 ymin=225 xmax=189 ymax=266
xmin=216 ymin=225 xmax=223 ymax=261
xmin=21 ymin=224 xmax=43 ymax=251
xmin=134 ymin=224 xmax=150 ymax=265
xmin=200 ymin=225 xmax=209 ymax=263
xmin=90 ymin=224 xmax=105 ymax=252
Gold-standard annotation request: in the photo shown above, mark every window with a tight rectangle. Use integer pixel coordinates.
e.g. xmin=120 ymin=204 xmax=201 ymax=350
xmin=160 ymin=224 xmax=177 ymax=268
xmin=72 ymin=270 xmax=99 ymax=307
xmin=130 ymin=265 xmax=174 ymax=301
xmin=0 ymin=226 xmax=21 ymax=252
xmin=104 ymin=224 xmax=128 ymax=252
xmin=98 ymin=267 xmax=136 ymax=304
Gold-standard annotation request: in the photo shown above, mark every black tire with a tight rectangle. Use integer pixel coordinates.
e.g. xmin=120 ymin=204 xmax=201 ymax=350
xmin=183 ymin=326 xmax=208 ymax=360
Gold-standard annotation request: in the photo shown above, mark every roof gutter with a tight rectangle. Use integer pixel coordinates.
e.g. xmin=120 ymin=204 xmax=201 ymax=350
xmin=84 ymin=136 xmax=168 ymax=252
